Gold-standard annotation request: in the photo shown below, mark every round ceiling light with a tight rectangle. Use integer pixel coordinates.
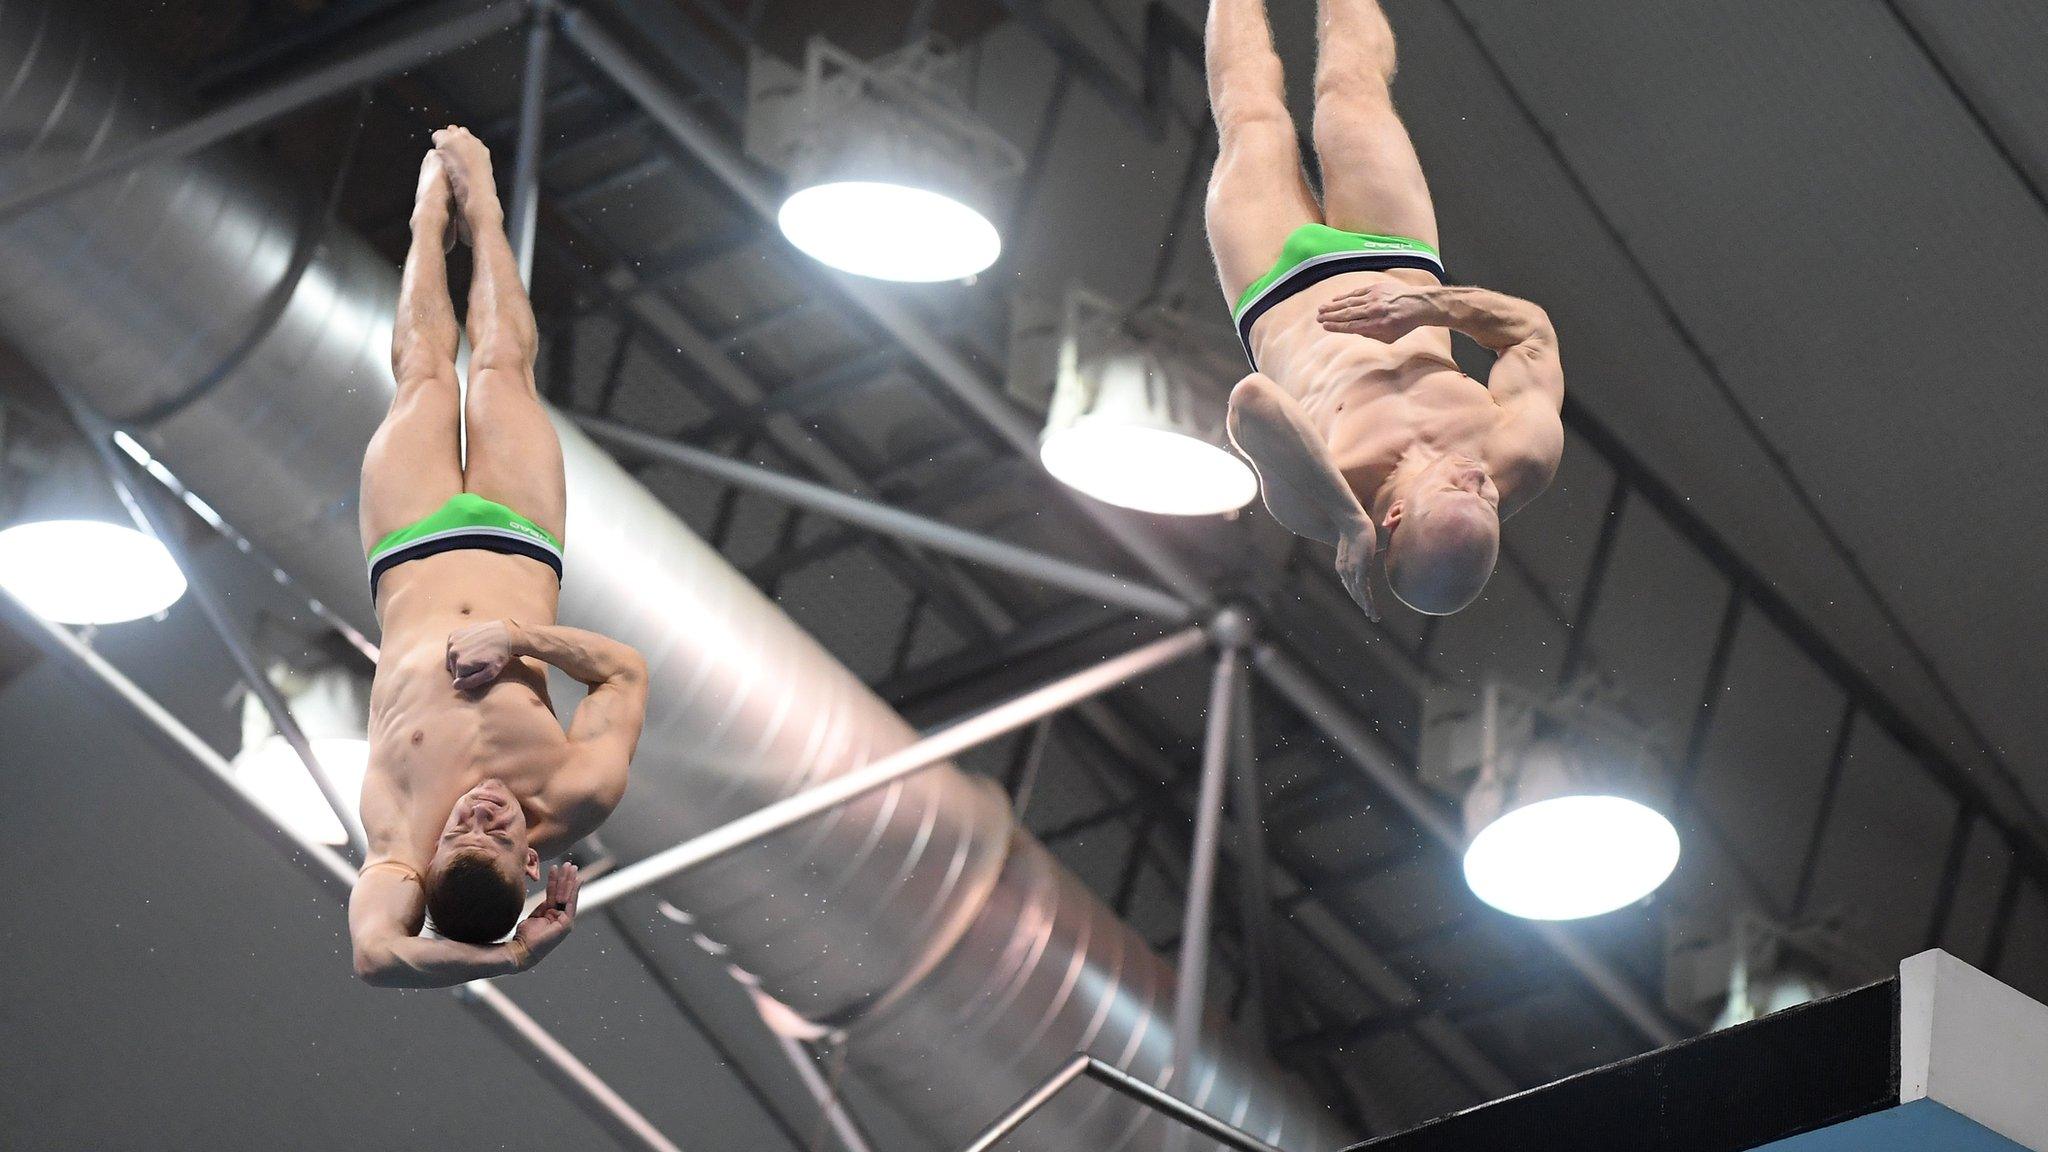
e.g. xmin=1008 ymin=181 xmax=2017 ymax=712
xmin=1040 ymin=421 xmax=1259 ymax=517
xmin=778 ymin=181 xmax=1002 ymax=283
xmin=1462 ymin=793 xmax=1680 ymax=921
xmin=0 ymin=519 xmax=186 ymax=625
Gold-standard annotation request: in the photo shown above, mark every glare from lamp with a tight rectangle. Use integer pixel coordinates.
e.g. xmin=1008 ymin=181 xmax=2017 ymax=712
xmin=231 ymin=737 xmax=369 ymax=847
xmin=1040 ymin=422 xmax=1259 ymax=517
xmin=778 ymin=181 xmax=1001 ymax=282
xmin=1463 ymin=794 xmax=1679 ymax=921
xmin=0 ymin=519 xmax=186 ymax=625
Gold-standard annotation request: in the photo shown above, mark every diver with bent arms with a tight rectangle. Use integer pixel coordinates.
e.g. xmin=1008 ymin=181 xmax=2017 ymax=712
xmin=1206 ymin=0 xmax=1565 ymax=620
xmin=348 ymin=127 xmax=647 ymax=987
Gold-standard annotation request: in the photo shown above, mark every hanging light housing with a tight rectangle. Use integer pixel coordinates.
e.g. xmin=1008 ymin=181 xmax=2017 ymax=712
xmin=1459 ymin=679 xmax=1681 ymax=921
xmin=747 ymin=37 xmax=1023 ymax=283
xmin=1034 ymin=289 xmax=1259 ymax=516
xmin=229 ymin=660 xmax=372 ymax=846
xmin=0 ymin=436 xmax=185 ymax=625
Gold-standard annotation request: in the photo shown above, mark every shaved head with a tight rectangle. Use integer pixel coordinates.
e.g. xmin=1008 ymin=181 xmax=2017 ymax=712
xmin=1385 ymin=492 xmax=1500 ymax=615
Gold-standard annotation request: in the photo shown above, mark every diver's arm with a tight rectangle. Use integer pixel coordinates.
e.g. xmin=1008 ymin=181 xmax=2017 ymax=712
xmin=510 ymin=624 xmax=646 ymax=690
xmin=347 ymin=863 xmax=529 ymax=987
xmin=1320 ymin=282 xmax=1553 ymax=352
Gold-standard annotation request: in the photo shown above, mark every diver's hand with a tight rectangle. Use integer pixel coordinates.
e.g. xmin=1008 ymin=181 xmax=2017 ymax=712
xmin=1318 ymin=283 xmax=1433 ymax=343
xmin=510 ymin=863 xmax=579 ymax=969
xmin=1334 ymin=515 xmax=1382 ymax=623
xmin=447 ymin=620 xmax=521 ymax=691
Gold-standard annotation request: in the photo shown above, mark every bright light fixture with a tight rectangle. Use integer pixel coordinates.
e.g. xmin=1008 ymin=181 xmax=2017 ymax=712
xmin=1040 ymin=421 xmax=1259 ymax=516
xmin=231 ymin=736 xmax=369 ymax=846
xmin=1463 ymin=793 xmax=1680 ymax=921
xmin=778 ymin=180 xmax=1001 ymax=282
xmin=0 ymin=519 xmax=186 ymax=624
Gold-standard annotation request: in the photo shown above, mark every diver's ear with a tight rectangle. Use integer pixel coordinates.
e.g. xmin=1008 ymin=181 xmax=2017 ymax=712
xmin=1382 ymin=499 xmax=1406 ymax=536
xmin=523 ymin=846 xmax=541 ymax=881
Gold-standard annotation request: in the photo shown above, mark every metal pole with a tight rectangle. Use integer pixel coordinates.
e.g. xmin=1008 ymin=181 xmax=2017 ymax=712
xmin=0 ymin=591 xmax=690 ymax=1152
xmin=775 ymin=1034 xmax=877 ymax=1152
xmin=114 ymin=430 xmax=378 ymax=662
xmin=956 ymin=1055 xmax=1288 ymax=1152
xmin=555 ymin=6 xmax=1215 ymax=608
xmin=459 ymin=981 xmax=688 ymax=1152
xmin=1252 ymin=644 xmax=1682 ymax=1048
xmin=580 ymin=626 xmax=1208 ymax=910
xmin=0 ymin=584 xmax=358 ymax=889
xmin=67 ymin=404 xmax=370 ymax=856
xmin=957 ymin=1055 xmax=1094 ymax=1152
xmin=1172 ymin=644 xmax=1242 ymax=1095
xmin=0 ymin=2 xmax=525 ymax=223
xmin=575 ymin=414 xmax=1191 ymax=622
xmin=508 ymin=2 xmax=555 ymax=287
xmin=1228 ymin=670 xmax=1280 ymax=1049
xmin=1005 ymin=717 xmax=1054 ymax=819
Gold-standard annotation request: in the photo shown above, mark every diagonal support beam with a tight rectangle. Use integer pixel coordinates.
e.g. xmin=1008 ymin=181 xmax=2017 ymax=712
xmin=958 ymin=1054 xmax=1286 ymax=1152
xmin=575 ymin=413 xmax=1191 ymax=621
xmin=0 ymin=1 xmax=525 ymax=223
xmin=579 ymin=626 xmax=1210 ymax=910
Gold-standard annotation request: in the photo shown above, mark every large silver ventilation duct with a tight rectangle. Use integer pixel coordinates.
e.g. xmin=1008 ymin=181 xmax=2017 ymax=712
xmin=0 ymin=7 xmax=1342 ymax=1150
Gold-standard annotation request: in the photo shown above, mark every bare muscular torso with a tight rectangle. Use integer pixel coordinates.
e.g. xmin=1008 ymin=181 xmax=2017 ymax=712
xmin=1249 ymin=268 xmax=1553 ymax=516
xmin=362 ymin=551 xmax=601 ymax=868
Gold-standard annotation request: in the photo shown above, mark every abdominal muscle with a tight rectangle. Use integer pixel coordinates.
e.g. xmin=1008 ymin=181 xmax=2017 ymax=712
xmin=364 ymin=550 xmax=570 ymax=857
xmin=1248 ymin=269 xmax=1501 ymax=487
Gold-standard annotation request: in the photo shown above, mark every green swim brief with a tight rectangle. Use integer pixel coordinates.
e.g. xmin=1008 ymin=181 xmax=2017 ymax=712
xmin=367 ymin=492 xmax=563 ymax=598
xmin=1231 ymin=223 xmax=1446 ymax=370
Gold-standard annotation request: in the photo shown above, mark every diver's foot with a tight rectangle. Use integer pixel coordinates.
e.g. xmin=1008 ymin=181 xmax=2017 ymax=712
xmin=432 ymin=125 xmax=499 ymax=242
xmin=412 ymin=149 xmax=458 ymax=253
xmin=1227 ymin=374 xmax=1353 ymax=547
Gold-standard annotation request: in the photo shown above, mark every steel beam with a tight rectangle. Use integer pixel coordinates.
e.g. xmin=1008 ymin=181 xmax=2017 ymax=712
xmin=1230 ymin=671 xmax=1281 ymax=1048
xmin=0 ymin=2 xmax=525 ymax=222
xmin=957 ymin=1054 xmax=1286 ymax=1152
xmin=68 ymin=403 xmax=369 ymax=855
xmin=579 ymin=627 xmax=1209 ymax=910
xmin=508 ymin=2 xmax=556 ymax=286
xmin=1252 ymin=644 xmax=1683 ymax=1048
xmin=458 ymin=981 xmax=687 ymax=1152
xmin=1172 ymin=644 xmax=1244 ymax=1092
xmin=575 ymin=414 xmax=1190 ymax=621
xmin=0 ymin=586 xmax=682 ymax=1152
xmin=775 ymin=1035 xmax=877 ymax=1152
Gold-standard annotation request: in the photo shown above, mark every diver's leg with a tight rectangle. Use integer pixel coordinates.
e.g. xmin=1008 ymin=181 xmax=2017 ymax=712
xmin=1204 ymin=0 xmax=1322 ymax=303
xmin=1310 ymin=0 xmax=1439 ymax=247
xmin=436 ymin=125 xmax=566 ymax=543
xmin=361 ymin=149 xmax=464 ymax=554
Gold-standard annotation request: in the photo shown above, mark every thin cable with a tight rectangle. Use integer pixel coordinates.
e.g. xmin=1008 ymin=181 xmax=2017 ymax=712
xmin=1437 ymin=0 xmax=2048 ymax=848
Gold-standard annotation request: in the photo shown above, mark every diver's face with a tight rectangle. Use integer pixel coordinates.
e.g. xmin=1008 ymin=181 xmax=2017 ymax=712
xmin=1417 ymin=453 xmax=1500 ymax=514
xmin=435 ymin=778 xmax=536 ymax=879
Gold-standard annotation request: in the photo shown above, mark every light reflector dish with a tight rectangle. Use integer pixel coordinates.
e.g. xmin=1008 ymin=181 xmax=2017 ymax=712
xmin=778 ymin=180 xmax=1001 ymax=282
xmin=1463 ymin=794 xmax=1680 ymax=921
xmin=1040 ymin=422 xmax=1259 ymax=517
xmin=0 ymin=519 xmax=186 ymax=624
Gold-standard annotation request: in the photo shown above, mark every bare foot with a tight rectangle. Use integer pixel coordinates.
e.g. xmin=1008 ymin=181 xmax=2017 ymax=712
xmin=1227 ymin=373 xmax=1382 ymax=621
xmin=412 ymin=149 xmax=457 ymax=253
xmin=432 ymin=124 xmax=499 ymax=244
